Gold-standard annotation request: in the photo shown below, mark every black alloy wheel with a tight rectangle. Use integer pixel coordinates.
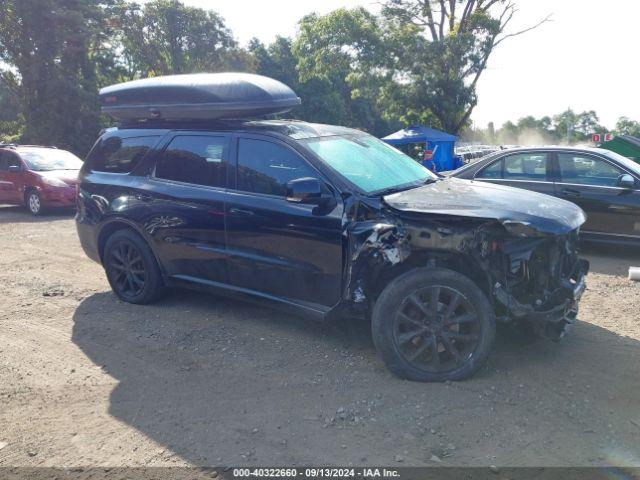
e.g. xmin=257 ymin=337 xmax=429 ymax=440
xmin=107 ymin=240 xmax=147 ymax=300
xmin=103 ymin=229 xmax=165 ymax=304
xmin=372 ymin=268 xmax=495 ymax=382
xmin=393 ymin=285 xmax=481 ymax=373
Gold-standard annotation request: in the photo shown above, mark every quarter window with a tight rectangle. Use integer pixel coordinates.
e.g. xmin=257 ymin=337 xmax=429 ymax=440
xmin=558 ymin=154 xmax=624 ymax=187
xmin=155 ymin=136 xmax=227 ymax=188
xmin=236 ymin=138 xmax=317 ymax=196
xmin=90 ymin=136 xmax=160 ymax=173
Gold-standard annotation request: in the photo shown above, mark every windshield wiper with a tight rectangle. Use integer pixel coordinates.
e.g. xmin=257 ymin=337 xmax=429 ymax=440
xmin=370 ymin=180 xmax=433 ymax=197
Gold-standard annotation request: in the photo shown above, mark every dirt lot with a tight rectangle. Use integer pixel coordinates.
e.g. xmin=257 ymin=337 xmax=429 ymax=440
xmin=0 ymin=205 xmax=639 ymax=468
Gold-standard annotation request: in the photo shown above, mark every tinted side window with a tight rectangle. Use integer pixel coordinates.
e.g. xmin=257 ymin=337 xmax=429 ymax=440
xmin=155 ymin=135 xmax=227 ymax=188
xmin=476 ymin=159 xmax=502 ymax=179
xmin=236 ymin=138 xmax=317 ymax=196
xmin=502 ymin=153 xmax=547 ymax=180
xmin=7 ymin=154 xmax=21 ymax=169
xmin=558 ymin=153 xmax=623 ymax=187
xmin=0 ymin=151 xmax=21 ymax=170
xmin=90 ymin=136 xmax=160 ymax=173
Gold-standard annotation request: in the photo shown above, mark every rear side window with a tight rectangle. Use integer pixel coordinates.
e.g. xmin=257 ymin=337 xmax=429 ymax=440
xmin=0 ymin=151 xmax=22 ymax=170
xmin=89 ymin=135 xmax=160 ymax=173
xmin=477 ymin=153 xmax=547 ymax=180
xmin=155 ymin=135 xmax=227 ymax=188
xmin=476 ymin=159 xmax=502 ymax=179
xmin=236 ymin=138 xmax=317 ymax=196
xmin=504 ymin=153 xmax=547 ymax=180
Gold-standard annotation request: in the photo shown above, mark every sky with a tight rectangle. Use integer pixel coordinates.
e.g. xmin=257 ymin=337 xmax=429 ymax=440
xmin=145 ymin=0 xmax=640 ymax=130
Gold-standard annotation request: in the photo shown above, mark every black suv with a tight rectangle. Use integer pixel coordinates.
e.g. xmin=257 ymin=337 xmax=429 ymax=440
xmin=76 ymin=119 xmax=589 ymax=382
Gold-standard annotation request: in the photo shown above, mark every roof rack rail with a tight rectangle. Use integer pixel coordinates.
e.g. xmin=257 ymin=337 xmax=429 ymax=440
xmin=0 ymin=143 xmax=18 ymax=148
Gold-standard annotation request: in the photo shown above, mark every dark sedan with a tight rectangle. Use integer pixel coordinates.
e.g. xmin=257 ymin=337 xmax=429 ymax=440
xmin=449 ymin=147 xmax=640 ymax=245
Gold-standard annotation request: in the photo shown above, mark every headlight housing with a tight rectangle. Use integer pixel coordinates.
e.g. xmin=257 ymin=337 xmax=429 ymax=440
xmin=502 ymin=220 xmax=544 ymax=238
xmin=41 ymin=176 xmax=68 ymax=187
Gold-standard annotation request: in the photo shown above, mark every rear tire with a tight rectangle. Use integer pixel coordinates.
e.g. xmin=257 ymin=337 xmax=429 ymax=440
xmin=103 ymin=229 xmax=165 ymax=304
xmin=372 ymin=268 xmax=496 ymax=382
xmin=26 ymin=190 xmax=44 ymax=216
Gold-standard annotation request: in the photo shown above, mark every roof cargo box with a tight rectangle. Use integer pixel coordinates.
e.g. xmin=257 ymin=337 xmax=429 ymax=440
xmin=100 ymin=73 xmax=301 ymax=122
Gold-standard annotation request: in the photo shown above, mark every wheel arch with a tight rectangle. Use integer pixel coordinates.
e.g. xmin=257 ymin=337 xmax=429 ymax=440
xmin=23 ymin=186 xmax=38 ymax=204
xmin=97 ymin=219 xmax=165 ymax=274
xmin=367 ymin=249 xmax=494 ymax=306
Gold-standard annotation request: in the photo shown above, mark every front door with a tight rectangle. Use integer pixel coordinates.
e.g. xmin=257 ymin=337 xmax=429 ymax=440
xmin=554 ymin=152 xmax=640 ymax=238
xmin=225 ymin=135 xmax=344 ymax=308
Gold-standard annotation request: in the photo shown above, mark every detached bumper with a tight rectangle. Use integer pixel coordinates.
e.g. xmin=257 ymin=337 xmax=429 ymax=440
xmin=494 ymin=258 xmax=590 ymax=340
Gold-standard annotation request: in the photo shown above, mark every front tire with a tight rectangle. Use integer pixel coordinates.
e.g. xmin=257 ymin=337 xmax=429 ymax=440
xmin=26 ymin=190 xmax=44 ymax=216
xmin=372 ymin=268 xmax=496 ymax=382
xmin=103 ymin=229 xmax=165 ymax=304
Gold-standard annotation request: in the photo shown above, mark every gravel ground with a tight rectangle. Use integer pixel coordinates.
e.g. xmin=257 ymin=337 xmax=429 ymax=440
xmin=0 ymin=206 xmax=639 ymax=468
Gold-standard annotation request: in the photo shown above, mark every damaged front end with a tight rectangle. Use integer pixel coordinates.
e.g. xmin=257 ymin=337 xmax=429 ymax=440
xmin=489 ymin=228 xmax=589 ymax=340
xmin=343 ymin=182 xmax=589 ymax=341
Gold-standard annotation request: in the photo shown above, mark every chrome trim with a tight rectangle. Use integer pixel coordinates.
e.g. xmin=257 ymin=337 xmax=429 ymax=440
xmin=476 ymin=178 xmax=551 ymax=185
xmin=582 ymin=230 xmax=640 ymax=239
xmin=554 ymin=181 xmax=639 ymax=191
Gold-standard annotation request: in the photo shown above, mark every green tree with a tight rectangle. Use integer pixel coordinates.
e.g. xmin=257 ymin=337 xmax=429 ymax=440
xmin=118 ymin=0 xmax=254 ymax=78
xmin=0 ymin=0 xmax=116 ymax=154
xmin=614 ymin=117 xmax=640 ymax=138
xmin=381 ymin=0 xmax=550 ymax=134
xmin=552 ymin=109 xmax=604 ymax=143
xmin=292 ymin=8 xmax=401 ymax=135
xmin=249 ymin=36 xmax=348 ymax=126
xmin=496 ymin=120 xmax=519 ymax=144
xmin=0 ymin=78 xmax=23 ymax=143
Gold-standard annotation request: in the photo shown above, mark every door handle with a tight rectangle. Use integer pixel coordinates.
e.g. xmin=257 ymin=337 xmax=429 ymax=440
xmin=134 ymin=193 xmax=153 ymax=202
xmin=561 ymin=188 xmax=581 ymax=198
xmin=229 ymin=208 xmax=254 ymax=216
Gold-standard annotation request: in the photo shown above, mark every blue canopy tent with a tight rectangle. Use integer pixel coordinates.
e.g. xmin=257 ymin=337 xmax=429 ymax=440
xmin=382 ymin=125 xmax=461 ymax=172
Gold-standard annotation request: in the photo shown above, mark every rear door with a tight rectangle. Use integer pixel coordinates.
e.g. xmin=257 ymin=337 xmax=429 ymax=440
xmin=554 ymin=152 xmax=640 ymax=238
xmin=474 ymin=151 xmax=556 ymax=197
xmin=224 ymin=134 xmax=344 ymax=309
xmin=145 ymin=132 xmax=231 ymax=284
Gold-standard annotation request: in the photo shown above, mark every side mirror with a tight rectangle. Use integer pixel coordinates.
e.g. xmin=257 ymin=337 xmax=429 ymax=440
xmin=617 ymin=173 xmax=636 ymax=189
xmin=8 ymin=165 xmax=21 ymax=173
xmin=286 ymin=177 xmax=329 ymax=205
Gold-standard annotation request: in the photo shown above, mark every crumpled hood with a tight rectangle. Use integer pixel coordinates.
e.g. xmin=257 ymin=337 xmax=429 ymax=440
xmin=37 ymin=170 xmax=80 ymax=185
xmin=383 ymin=177 xmax=586 ymax=236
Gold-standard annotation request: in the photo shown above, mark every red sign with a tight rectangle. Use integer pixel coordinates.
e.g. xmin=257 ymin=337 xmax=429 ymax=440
xmin=604 ymin=133 xmax=614 ymax=142
xmin=592 ymin=134 xmax=601 ymax=143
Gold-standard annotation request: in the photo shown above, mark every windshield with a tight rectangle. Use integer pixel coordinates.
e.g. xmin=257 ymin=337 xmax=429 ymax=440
xmin=303 ymin=134 xmax=437 ymax=195
xmin=19 ymin=149 xmax=83 ymax=171
xmin=602 ymin=150 xmax=640 ymax=175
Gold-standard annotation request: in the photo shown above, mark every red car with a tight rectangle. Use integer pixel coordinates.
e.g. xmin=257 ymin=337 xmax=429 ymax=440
xmin=0 ymin=144 xmax=82 ymax=215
